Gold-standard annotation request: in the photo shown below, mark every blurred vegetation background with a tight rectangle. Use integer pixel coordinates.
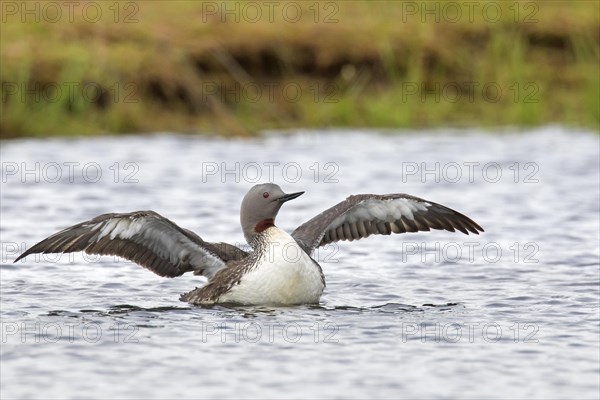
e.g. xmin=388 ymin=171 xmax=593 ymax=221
xmin=1 ymin=0 xmax=599 ymax=138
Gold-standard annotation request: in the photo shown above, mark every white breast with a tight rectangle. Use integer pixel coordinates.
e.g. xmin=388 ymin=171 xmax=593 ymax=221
xmin=219 ymin=227 xmax=325 ymax=305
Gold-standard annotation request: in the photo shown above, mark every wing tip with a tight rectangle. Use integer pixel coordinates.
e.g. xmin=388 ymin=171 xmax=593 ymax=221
xmin=468 ymin=221 xmax=484 ymax=235
xmin=13 ymin=248 xmax=35 ymax=263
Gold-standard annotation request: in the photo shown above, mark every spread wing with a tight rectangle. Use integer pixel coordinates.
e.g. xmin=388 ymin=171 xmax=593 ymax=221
xmin=14 ymin=211 xmax=249 ymax=278
xmin=292 ymin=194 xmax=484 ymax=254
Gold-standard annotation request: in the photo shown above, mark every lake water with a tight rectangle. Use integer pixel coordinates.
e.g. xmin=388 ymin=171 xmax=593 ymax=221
xmin=1 ymin=126 xmax=599 ymax=399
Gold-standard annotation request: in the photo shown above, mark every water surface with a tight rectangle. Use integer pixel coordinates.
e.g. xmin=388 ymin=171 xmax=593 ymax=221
xmin=1 ymin=126 xmax=599 ymax=399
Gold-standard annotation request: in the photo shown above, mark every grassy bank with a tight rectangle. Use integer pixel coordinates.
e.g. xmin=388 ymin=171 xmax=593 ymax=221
xmin=1 ymin=0 xmax=599 ymax=138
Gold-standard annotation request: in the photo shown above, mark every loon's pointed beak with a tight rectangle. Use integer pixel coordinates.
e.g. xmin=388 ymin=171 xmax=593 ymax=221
xmin=278 ymin=191 xmax=304 ymax=203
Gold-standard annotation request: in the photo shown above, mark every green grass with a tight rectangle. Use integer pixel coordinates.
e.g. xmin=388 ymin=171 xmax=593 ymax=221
xmin=1 ymin=0 xmax=599 ymax=138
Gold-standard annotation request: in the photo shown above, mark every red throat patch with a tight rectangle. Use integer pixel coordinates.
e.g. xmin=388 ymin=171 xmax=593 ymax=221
xmin=254 ymin=219 xmax=275 ymax=233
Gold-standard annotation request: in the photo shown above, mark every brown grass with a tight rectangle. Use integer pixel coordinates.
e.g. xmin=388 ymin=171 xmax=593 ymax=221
xmin=1 ymin=0 xmax=599 ymax=137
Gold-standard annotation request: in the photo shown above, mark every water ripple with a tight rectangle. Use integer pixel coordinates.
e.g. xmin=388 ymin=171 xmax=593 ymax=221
xmin=1 ymin=127 xmax=599 ymax=399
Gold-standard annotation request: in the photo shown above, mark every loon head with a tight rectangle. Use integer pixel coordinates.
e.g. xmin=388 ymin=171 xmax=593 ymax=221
xmin=240 ymin=183 xmax=304 ymax=245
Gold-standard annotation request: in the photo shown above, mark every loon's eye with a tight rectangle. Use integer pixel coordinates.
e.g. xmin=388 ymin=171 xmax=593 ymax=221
xmin=262 ymin=192 xmax=269 ymax=198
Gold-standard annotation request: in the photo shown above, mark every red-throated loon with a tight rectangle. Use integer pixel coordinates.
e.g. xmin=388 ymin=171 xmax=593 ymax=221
xmin=14 ymin=183 xmax=484 ymax=305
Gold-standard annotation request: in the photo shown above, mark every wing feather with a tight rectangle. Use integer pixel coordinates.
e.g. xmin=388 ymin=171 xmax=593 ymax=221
xmin=292 ymin=194 xmax=484 ymax=253
xmin=14 ymin=211 xmax=248 ymax=278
